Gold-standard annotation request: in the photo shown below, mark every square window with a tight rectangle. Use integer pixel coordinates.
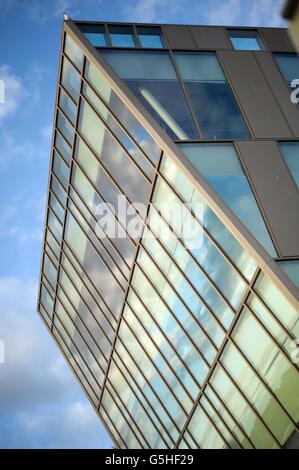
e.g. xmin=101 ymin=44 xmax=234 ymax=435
xmin=228 ymin=29 xmax=266 ymax=51
xmin=108 ymin=25 xmax=136 ymax=48
xmin=137 ymin=26 xmax=165 ymax=48
xmin=77 ymin=23 xmax=107 ymax=47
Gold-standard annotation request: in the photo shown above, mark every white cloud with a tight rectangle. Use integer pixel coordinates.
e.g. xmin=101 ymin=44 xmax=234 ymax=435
xmin=0 ymin=276 xmax=112 ymax=448
xmin=120 ymin=0 xmax=286 ymax=27
xmin=0 ymin=65 xmax=26 ymax=121
xmin=0 ymin=0 xmax=102 ymax=22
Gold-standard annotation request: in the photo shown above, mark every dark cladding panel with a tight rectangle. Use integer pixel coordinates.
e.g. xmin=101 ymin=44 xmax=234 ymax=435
xmin=237 ymin=140 xmax=299 ymax=257
xmin=163 ymin=25 xmax=196 ymax=49
xmin=261 ymin=28 xmax=295 ymax=52
xmin=255 ymin=52 xmax=299 ymax=137
xmin=190 ymin=26 xmax=232 ymax=50
xmin=219 ymin=50 xmax=292 ymax=138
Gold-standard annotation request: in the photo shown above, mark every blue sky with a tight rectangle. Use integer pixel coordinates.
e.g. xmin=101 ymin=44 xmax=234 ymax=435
xmin=0 ymin=0 xmax=286 ymax=449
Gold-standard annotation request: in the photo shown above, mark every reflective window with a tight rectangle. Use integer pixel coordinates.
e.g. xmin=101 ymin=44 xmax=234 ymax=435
xmin=160 ymin=153 xmax=258 ymax=282
xmin=100 ymin=50 xmax=198 ymax=140
xmin=174 ymin=52 xmax=249 ymax=140
xmin=108 ymin=25 xmax=136 ymax=48
xmin=274 ymin=53 xmax=299 ymax=88
xmin=58 ymin=88 xmax=77 ymax=125
xmin=233 ymin=307 xmax=299 ymax=423
xmin=61 ymin=57 xmax=81 ymax=102
xmin=40 ymin=285 xmax=54 ymax=318
xmin=82 ymin=82 xmax=154 ymax=179
xmin=78 ymin=99 xmax=150 ymax=205
xmin=211 ymin=364 xmax=279 ymax=448
xmin=187 ymin=404 xmax=226 ymax=448
xmin=64 ymin=34 xmax=84 ymax=70
xmin=45 ymin=228 xmax=60 ymax=259
xmin=131 ymin=264 xmax=210 ymax=387
xmin=279 ymin=141 xmax=299 ymax=189
xmin=47 ymin=210 xmax=62 ymax=242
xmin=278 ymin=260 xmax=299 ymax=288
xmin=84 ymin=60 xmax=161 ymax=163
xmin=52 ymin=151 xmax=69 ymax=189
xmin=51 ymin=174 xmax=67 ymax=207
xmin=180 ymin=144 xmax=276 ymax=257
xmin=54 ymin=132 xmax=72 ymax=164
xmin=137 ymin=26 xmax=165 ymax=48
xmin=221 ymin=342 xmax=294 ymax=445
xmin=56 ymin=111 xmax=74 ymax=145
xmin=254 ymin=271 xmax=299 ymax=337
xmin=228 ymin=29 xmax=266 ymax=51
xmin=77 ymin=23 xmax=107 ymax=47
xmin=64 ymin=212 xmax=125 ymax=318
xmin=49 ymin=192 xmax=64 ymax=223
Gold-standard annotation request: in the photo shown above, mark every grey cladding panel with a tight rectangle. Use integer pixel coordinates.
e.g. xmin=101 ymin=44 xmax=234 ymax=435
xmin=190 ymin=26 xmax=232 ymax=49
xmin=237 ymin=140 xmax=299 ymax=257
xmin=255 ymin=52 xmax=299 ymax=137
xmin=261 ymin=28 xmax=295 ymax=52
xmin=163 ymin=25 xmax=196 ymax=49
xmin=219 ymin=51 xmax=292 ymax=138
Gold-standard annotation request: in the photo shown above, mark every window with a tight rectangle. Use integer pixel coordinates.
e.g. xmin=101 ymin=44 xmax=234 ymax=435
xmin=64 ymin=34 xmax=84 ymax=70
xmin=77 ymin=23 xmax=107 ymax=47
xmin=274 ymin=53 xmax=299 ymax=88
xmin=56 ymin=111 xmax=74 ymax=145
xmin=279 ymin=141 xmax=299 ymax=189
xmin=58 ymin=88 xmax=77 ymax=125
xmin=277 ymin=260 xmax=299 ymax=288
xmin=174 ymin=52 xmax=249 ymax=140
xmin=136 ymin=26 xmax=165 ymax=48
xmin=179 ymin=143 xmax=276 ymax=257
xmin=108 ymin=25 xmax=136 ymax=48
xmin=228 ymin=29 xmax=266 ymax=51
xmin=61 ymin=57 xmax=81 ymax=102
xmin=84 ymin=60 xmax=161 ymax=164
xmin=100 ymin=50 xmax=198 ymax=140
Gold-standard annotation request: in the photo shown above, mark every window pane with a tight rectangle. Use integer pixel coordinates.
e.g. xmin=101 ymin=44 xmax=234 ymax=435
xmin=180 ymin=143 xmax=276 ymax=257
xmin=274 ymin=53 xmax=299 ymax=87
xmin=278 ymin=260 xmax=299 ymax=288
xmin=64 ymin=34 xmax=84 ymax=70
xmin=279 ymin=141 xmax=299 ymax=189
xmin=52 ymin=151 xmax=69 ymax=189
xmin=228 ymin=30 xmax=266 ymax=51
xmin=64 ymin=212 xmax=125 ymax=318
xmin=77 ymin=23 xmax=107 ymax=47
xmin=109 ymin=25 xmax=136 ymax=48
xmin=160 ymin=153 xmax=258 ymax=282
xmin=40 ymin=285 xmax=54 ymax=318
xmin=49 ymin=192 xmax=64 ymax=223
xmin=78 ymin=99 xmax=150 ymax=204
xmin=254 ymin=271 xmax=299 ymax=337
xmin=84 ymin=60 xmax=161 ymax=163
xmin=82 ymin=83 xmax=154 ymax=179
xmin=43 ymin=253 xmax=57 ymax=289
xmin=221 ymin=342 xmax=294 ymax=444
xmin=187 ymin=405 xmax=226 ymax=448
xmin=211 ymin=364 xmax=279 ymax=448
xmin=233 ymin=307 xmax=299 ymax=423
xmin=100 ymin=50 xmax=198 ymax=140
xmin=56 ymin=111 xmax=74 ymax=145
xmin=137 ymin=27 xmax=165 ymax=48
xmin=54 ymin=132 xmax=72 ymax=164
xmin=51 ymin=175 xmax=67 ymax=207
xmin=59 ymin=88 xmax=77 ymax=125
xmin=61 ymin=57 xmax=81 ymax=102
xmin=47 ymin=210 xmax=62 ymax=241
xmin=174 ymin=52 xmax=249 ymax=140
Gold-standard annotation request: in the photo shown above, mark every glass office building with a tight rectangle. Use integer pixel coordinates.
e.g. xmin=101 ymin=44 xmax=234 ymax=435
xmin=37 ymin=19 xmax=299 ymax=449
